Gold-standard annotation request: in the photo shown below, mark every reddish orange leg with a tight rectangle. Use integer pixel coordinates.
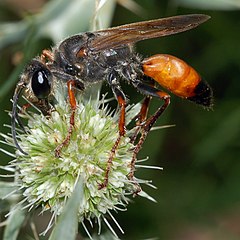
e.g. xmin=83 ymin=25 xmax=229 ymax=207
xmin=55 ymin=80 xmax=77 ymax=157
xmin=98 ymin=85 xmax=126 ymax=189
xmin=130 ymin=78 xmax=156 ymax=144
xmin=129 ymin=81 xmax=171 ymax=188
xmin=40 ymin=49 xmax=54 ymax=63
xmin=20 ymin=103 xmax=31 ymax=113
xmin=130 ymin=96 xmax=151 ymax=144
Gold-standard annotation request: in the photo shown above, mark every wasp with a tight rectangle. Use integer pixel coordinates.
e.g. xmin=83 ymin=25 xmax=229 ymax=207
xmin=12 ymin=14 xmax=212 ymax=189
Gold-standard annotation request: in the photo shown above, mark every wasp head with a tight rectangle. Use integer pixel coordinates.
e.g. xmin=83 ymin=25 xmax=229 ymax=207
xmin=12 ymin=59 xmax=53 ymax=154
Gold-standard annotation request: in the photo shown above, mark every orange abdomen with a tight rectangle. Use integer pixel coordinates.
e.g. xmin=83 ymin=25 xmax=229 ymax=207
xmin=142 ymin=54 xmax=201 ymax=98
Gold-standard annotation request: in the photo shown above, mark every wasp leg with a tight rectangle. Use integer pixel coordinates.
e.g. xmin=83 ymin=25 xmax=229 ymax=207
xmin=130 ymin=96 xmax=151 ymax=144
xmin=128 ymin=96 xmax=152 ymax=195
xmin=130 ymin=77 xmax=157 ymax=144
xmin=40 ymin=49 xmax=54 ymax=63
xmin=21 ymin=103 xmax=31 ymax=113
xmin=98 ymin=82 xmax=127 ymax=189
xmin=129 ymin=80 xmax=170 ymax=184
xmin=55 ymin=80 xmax=77 ymax=157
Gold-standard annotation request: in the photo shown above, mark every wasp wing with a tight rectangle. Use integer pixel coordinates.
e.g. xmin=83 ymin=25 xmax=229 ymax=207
xmin=90 ymin=14 xmax=210 ymax=51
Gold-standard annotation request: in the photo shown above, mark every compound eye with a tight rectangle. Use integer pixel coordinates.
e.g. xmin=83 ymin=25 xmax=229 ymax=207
xmin=31 ymin=70 xmax=51 ymax=99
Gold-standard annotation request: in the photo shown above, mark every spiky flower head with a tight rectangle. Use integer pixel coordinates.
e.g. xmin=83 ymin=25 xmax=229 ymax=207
xmin=1 ymin=80 xmax=157 ymax=236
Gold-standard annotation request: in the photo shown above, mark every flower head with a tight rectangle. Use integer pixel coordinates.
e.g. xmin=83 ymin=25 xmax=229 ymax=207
xmin=1 ymin=81 xmax=158 ymax=236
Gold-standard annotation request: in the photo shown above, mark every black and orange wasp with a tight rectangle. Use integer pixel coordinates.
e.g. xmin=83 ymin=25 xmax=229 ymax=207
xmin=12 ymin=14 xmax=212 ymax=188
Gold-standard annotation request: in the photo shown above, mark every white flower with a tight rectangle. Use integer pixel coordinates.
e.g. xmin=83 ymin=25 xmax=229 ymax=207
xmin=1 ymin=81 xmax=159 ymax=236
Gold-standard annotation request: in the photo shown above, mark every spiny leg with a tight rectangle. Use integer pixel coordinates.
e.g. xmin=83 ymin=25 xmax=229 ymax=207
xmin=130 ymin=78 xmax=156 ymax=144
xmin=130 ymin=96 xmax=151 ymax=144
xmin=55 ymin=80 xmax=77 ymax=157
xmin=128 ymin=96 xmax=151 ymax=194
xmin=129 ymin=80 xmax=170 ymax=183
xmin=98 ymin=84 xmax=127 ymax=189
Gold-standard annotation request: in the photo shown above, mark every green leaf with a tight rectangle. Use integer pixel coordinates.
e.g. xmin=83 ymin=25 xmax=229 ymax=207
xmin=193 ymin=105 xmax=240 ymax=163
xmin=3 ymin=208 xmax=26 ymax=240
xmin=0 ymin=181 xmax=17 ymax=199
xmin=49 ymin=176 xmax=85 ymax=240
xmin=176 ymin=0 xmax=240 ymax=10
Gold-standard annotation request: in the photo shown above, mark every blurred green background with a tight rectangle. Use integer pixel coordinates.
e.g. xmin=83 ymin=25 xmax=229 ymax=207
xmin=0 ymin=0 xmax=240 ymax=239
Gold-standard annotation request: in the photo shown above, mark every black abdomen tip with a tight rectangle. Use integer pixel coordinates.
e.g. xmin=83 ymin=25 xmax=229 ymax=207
xmin=187 ymin=80 xmax=213 ymax=109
